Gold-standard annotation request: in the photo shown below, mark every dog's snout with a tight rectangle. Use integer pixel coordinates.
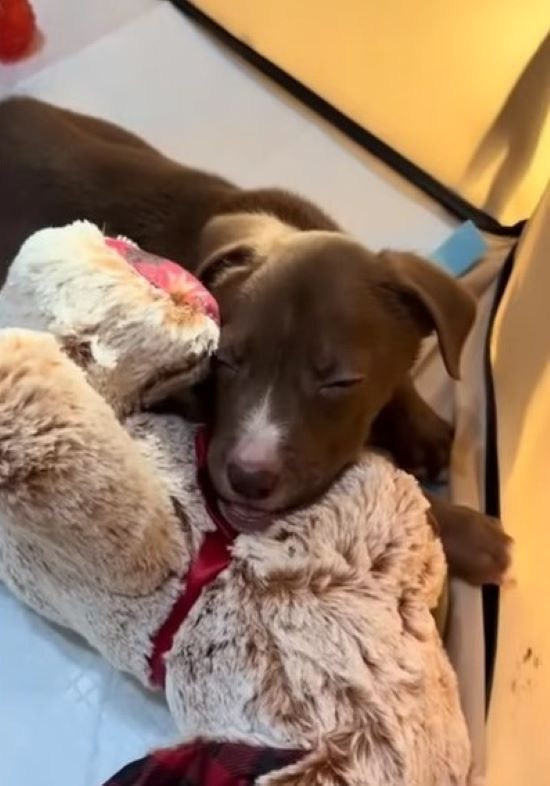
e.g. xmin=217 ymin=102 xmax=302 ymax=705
xmin=227 ymin=460 xmax=279 ymax=500
xmin=223 ymin=394 xmax=284 ymax=501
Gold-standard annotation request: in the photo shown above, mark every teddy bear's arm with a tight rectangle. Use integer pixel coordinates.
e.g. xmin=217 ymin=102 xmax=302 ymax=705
xmin=258 ymin=724 xmax=403 ymax=786
xmin=0 ymin=329 xmax=188 ymax=595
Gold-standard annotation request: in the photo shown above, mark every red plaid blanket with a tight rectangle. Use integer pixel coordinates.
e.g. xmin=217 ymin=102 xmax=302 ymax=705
xmin=103 ymin=740 xmax=304 ymax=786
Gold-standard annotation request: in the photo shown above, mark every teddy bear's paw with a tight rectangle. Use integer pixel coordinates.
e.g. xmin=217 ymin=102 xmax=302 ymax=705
xmin=0 ymin=329 xmax=90 ymax=485
xmin=0 ymin=327 xmax=61 ymax=362
xmin=0 ymin=329 xmax=69 ymax=408
xmin=0 ymin=329 xmax=75 ymax=404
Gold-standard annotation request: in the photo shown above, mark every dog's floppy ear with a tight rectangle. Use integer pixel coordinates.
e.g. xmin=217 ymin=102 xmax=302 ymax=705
xmin=379 ymin=251 xmax=476 ymax=379
xmin=196 ymin=241 xmax=257 ymax=292
xmin=197 ymin=212 xmax=295 ymax=293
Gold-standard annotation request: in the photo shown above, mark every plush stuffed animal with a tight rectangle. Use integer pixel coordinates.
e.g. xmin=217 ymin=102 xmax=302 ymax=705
xmin=0 ymin=222 xmax=471 ymax=786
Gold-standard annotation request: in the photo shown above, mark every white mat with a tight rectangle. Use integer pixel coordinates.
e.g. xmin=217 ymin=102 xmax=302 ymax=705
xmin=0 ymin=3 xmax=455 ymax=784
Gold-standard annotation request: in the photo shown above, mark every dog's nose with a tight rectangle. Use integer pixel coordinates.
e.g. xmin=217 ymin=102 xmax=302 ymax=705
xmin=227 ymin=460 xmax=279 ymax=500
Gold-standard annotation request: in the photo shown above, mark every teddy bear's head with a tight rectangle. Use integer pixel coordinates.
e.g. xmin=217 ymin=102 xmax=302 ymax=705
xmin=0 ymin=221 xmax=219 ymax=412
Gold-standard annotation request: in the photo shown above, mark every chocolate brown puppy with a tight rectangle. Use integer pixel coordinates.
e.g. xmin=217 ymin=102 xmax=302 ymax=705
xmin=0 ymin=97 xmax=510 ymax=583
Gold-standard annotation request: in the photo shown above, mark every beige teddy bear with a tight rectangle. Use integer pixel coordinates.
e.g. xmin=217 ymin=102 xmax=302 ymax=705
xmin=0 ymin=221 xmax=470 ymax=785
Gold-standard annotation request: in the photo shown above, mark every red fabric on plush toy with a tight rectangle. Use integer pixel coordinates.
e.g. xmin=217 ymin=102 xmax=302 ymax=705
xmin=105 ymin=237 xmax=220 ymax=323
xmin=147 ymin=430 xmax=235 ymax=687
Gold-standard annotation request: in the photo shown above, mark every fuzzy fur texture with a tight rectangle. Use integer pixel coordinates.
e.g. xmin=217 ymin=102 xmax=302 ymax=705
xmin=0 ymin=223 xmax=471 ymax=785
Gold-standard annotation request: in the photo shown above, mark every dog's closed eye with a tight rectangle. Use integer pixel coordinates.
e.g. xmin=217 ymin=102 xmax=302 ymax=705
xmin=214 ymin=344 xmax=246 ymax=376
xmin=319 ymin=375 xmax=365 ymax=396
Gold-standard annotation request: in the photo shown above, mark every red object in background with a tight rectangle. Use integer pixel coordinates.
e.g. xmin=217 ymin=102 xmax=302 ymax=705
xmin=0 ymin=0 xmax=37 ymax=62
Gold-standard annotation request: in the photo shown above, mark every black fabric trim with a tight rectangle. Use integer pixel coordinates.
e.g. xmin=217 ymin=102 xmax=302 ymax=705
xmin=170 ymin=0 xmax=525 ymax=238
xmin=482 ymin=241 xmax=519 ymax=713
xmin=103 ymin=757 xmax=148 ymax=785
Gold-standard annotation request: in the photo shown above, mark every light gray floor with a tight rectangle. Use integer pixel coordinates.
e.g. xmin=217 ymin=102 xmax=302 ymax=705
xmin=0 ymin=4 xmax=457 ymax=785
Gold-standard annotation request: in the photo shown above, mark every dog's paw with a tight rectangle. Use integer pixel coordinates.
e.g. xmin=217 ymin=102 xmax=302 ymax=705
xmin=439 ymin=504 xmax=512 ymax=585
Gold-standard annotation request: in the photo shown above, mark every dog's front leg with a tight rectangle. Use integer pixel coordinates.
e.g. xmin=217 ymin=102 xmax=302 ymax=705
xmin=370 ymin=377 xmax=453 ymax=481
xmin=371 ymin=381 xmax=511 ymax=584
xmin=0 ymin=329 xmax=188 ymax=595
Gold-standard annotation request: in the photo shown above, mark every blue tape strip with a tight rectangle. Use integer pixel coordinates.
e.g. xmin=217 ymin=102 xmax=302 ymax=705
xmin=430 ymin=220 xmax=487 ymax=277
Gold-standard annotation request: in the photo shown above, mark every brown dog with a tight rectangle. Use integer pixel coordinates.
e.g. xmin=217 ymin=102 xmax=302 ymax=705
xmin=0 ymin=96 xmax=510 ymax=584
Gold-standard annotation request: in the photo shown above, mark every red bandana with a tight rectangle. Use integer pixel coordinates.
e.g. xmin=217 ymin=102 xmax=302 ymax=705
xmin=148 ymin=429 xmax=236 ymax=687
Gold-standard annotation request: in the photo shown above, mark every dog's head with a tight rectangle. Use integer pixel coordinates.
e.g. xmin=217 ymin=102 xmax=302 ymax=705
xmin=196 ymin=213 xmax=475 ymax=532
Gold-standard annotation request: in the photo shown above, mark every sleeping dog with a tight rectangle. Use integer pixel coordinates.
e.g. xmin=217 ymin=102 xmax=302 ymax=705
xmin=0 ymin=96 xmax=510 ymax=584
